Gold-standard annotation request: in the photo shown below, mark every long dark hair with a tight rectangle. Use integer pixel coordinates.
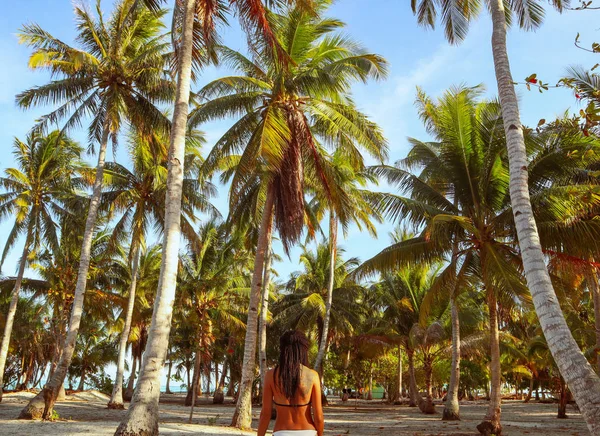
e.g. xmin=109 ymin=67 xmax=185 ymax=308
xmin=275 ymin=330 xmax=309 ymax=400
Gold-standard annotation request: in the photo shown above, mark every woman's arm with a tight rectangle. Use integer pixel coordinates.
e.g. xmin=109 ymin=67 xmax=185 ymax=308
xmin=311 ymin=374 xmax=324 ymax=436
xmin=257 ymin=371 xmax=273 ymax=436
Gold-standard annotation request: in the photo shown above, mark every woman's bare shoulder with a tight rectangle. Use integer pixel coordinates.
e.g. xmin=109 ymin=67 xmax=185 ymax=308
xmin=301 ymin=365 xmax=320 ymax=381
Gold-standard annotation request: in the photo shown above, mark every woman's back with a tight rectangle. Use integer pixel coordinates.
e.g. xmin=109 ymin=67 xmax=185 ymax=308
xmin=269 ymin=365 xmax=319 ymax=431
xmin=257 ymin=331 xmax=324 ymax=436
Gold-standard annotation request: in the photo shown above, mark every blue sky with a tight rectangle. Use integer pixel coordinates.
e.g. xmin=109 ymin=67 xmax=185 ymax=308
xmin=0 ymin=0 xmax=597 ymax=284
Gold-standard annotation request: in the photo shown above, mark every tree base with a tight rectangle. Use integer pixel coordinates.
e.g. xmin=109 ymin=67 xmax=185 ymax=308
xmin=124 ymin=389 xmax=134 ymax=402
xmin=114 ymin=421 xmax=159 ymax=436
xmin=418 ymin=397 xmax=436 ymax=414
xmin=442 ymin=408 xmax=460 ymax=421
xmin=18 ymin=391 xmax=45 ymax=420
xmin=213 ymin=391 xmax=225 ymax=404
xmin=108 ymin=402 xmax=126 ymax=410
xmin=184 ymin=390 xmax=201 ymax=407
xmin=114 ymin=401 xmax=159 ymax=436
xmin=476 ymin=419 xmax=502 ymax=435
xmin=41 ymin=385 xmax=59 ymax=420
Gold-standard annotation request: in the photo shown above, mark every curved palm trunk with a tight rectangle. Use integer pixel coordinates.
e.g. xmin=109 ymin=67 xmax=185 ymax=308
xmin=314 ymin=212 xmax=337 ymax=373
xmin=0 ymin=230 xmax=31 ymax=402
xmin=258 ymin=228 xmax=274 ymax=394
xmin=114 ymin=1 xmax=196 ymax=433
xmin=232 ymin=184 xmax=275 ymax=429
xmin=443 ymin=295 xmax=461 ymax=420
xmin=477 ymin=293 xmax=501 ymax=435
xmin=109 ymin=245 xmax=141 ymax=409
xmin=19 ymin=124 xmax=110 ymax=421
xmin=489 ymin=1 xmax=600 ymax=432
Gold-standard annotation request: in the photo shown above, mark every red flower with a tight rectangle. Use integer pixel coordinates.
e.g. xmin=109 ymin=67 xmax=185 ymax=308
xmin=528 ymin=78 xmax=537 ymax=84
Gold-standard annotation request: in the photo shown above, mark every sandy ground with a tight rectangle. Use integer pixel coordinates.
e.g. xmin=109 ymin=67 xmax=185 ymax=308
xmin=0 ymin=391 xmax=589 ymax=435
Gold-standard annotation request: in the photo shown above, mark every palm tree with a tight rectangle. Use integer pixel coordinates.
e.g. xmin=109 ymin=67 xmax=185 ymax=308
xmin=368 ymin=239 xmax=447 ymax=414
xmin=410 ymin=1 xmax=600 ymax=432
xmin=114 ymin=0 xmax=297 ymax=432
xmin=276 ymin=244 xmax=364 ymax=360
xmin=258 ymin=233 xmax=276 ymax=394
xmin=70 ymin=317 xmax=119 ymax=392
xmin=10 ymin=209 xmax=107 ymax=404
xmin=16 ymin=1 xmax=172 ymax=419
xmin=190 ymin=2 xmax=387 ymax=425
xmin=0 ymin=131 xmax=81 ymax=402
xmin=103 ymin=126 xmax=215 ymax=409
xmin=177 ymin=221 xmax=249 ymax=421
xmin=360 ymin=86 xmax=600 ymax=433
xmin=122 ymin=244 xmax=162 ymax=401
xmin=0 ymin=294 xmax=49 ymax=393
xmin=308 ymin=154 xmax=383 ymax=373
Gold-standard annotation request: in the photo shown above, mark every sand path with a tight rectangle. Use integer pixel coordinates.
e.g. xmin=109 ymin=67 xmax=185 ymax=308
xmin=0 ymin=391 xmax=589 ymax=435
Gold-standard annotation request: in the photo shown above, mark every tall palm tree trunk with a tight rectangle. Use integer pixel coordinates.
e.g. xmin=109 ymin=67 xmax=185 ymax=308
xmin=367 ymin=364 xmax=373 ymax=400
xmin=524 ymin=376 xmax=533 ymax=403
xmin=258 ymin=228 xmax=274 ymax=394
xmin=489 ymin=1 xmax=600 ymax=432
xmin=109 ymin=245 xmax=141 ymax=409
xmin=188 ymin=345 xmax=202 ymax=423
xmin=77 ymin=367 xmax=86 ymax=391
xmin=0 ymin=228 xmax=32 ymax=402
xmin=114 ymin=1 xmax=196 ymax=434
xmin=19 ymin=125 xmax=110 ymax=421
xmin=314 ymin=212 xmax=337 ymax=373
xmin=477 ymin=293 xmax=501 ymax=435
xmin=124 ymin=354 xmax=138 ymax=401
xmin=557 ymin=377 xmax=569 ymax=419
xmin=587 ymin=268 xmax=600 ymax=374
xmin=407 ymin=349 xmax=419 ymax=408
xmin=443 ymin=295 xmax=461 ymax=420
xmin=420 ymin=358 xmax=435 ymax=414
xmin=396 ymin=345 xmax=402 ymax=404
xmin=214 ymin=360 xmax=227 ymax=404
xmin=165 ymin=359 xmax=173 ymax=395
xmin=232 ymin=183 xmax=275 ymax=429
xmin=424 ymin=359 xmax=433 ymax=399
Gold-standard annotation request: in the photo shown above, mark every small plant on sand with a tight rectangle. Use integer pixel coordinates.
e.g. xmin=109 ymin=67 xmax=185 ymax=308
xmin=207 ymin=415 xmax=220 ymax=426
